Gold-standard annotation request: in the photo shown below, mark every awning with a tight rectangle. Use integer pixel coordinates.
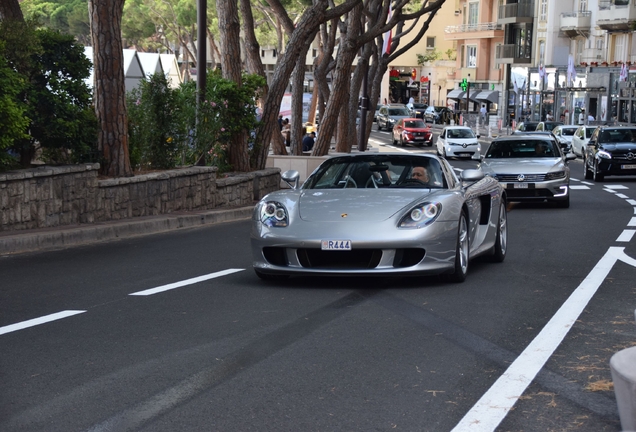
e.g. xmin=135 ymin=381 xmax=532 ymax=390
xmin=475 ymin=90 xmax=500 ymax=103
xmin=446 ymin=88 xmax=466 ymax=100
xmin=467 ymin=90 xmax=482 ymax=102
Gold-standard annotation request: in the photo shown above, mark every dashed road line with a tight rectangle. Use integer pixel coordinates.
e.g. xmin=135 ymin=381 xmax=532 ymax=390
xmin=617 ymin=230 xmax=636 ymax=242
xmin=129 ymin=268 xmax=245 ymax=296
xmin=570 ymin=185 xmax=590 ymax=190
xmin=0 ymin=310 xmax=86 ymax=336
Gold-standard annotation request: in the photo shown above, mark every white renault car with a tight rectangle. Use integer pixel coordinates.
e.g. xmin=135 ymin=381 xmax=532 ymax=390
xmin=436 ymin=126 xmax=481 ymax=160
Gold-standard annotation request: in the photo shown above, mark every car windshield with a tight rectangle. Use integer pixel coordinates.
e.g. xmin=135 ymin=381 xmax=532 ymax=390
xmin=303 ymin=155 xmax=447 ymax=189
xmin=561 ymin=127 xmax=577 ymax=136
xmin=389 ymin=108 xmax=410 ymax=116
xmin=598 ymin=128 xmax=636 ymax=143
xmin=486 ymin=139 xmax=560 ymax=158
xmin=543 ymin=122 xmax=563 ymax=131
xmin=522 ymin=123 xmax=538 ymax=131
xmin=585 ymin=127 xmax=596 ymax=138
xmin=412 ymin=104 xmax=427 ymax=109
xmin=447 ymin=129 xmax=475 ymax=138
xmin=405 ymin=120 xmax=426 ymax=128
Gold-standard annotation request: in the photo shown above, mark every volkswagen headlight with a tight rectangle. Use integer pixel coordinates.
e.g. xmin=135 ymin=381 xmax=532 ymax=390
xmin=260 ymin=201 xmax=289 ymax=227
xmin=544 ymin=170 xmax=566 ymax=180
xmin=399 ymin=202 xmax=442 ymax=228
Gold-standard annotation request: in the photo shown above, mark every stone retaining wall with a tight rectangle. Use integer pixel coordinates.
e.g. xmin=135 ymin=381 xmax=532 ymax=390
xmin=0 ymin=164 xmax=280 ymax=233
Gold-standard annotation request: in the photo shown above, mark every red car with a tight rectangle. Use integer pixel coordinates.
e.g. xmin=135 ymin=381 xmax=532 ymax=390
xmin=391 ymin=118 xmax=433 ymax=147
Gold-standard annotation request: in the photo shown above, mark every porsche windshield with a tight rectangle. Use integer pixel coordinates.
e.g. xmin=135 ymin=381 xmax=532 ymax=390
xmin=303 ymin=156 xmax=447 ymax=189
xmin=486 ymin=139 xmax=560 ymax=158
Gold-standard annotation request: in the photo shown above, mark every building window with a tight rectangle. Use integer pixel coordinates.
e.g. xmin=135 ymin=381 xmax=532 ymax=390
xmin=312 ymin=49 xmax=317 ymax=57
xmin=540 ymin=0 xmax=547 ymax=21
xmin=426 ymin=37 xmax=435 ymax=50
xmin=579 ymin=0 xmax=587 ymax=11
xmin=273 ymin=49 xmax=277 ymax=57
xmin=261 ymin=50 xmax=265 ymax=57
xmin=467 ymin=45 xmax=477 ymax=68
xmin=539 ymin=40 xmax=545 ymax=65
xmin=468 ymin=2 xmax=479 ymax=26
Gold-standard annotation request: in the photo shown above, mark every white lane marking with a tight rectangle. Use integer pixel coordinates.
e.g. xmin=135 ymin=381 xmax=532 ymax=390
xmin=628 ymin=199 xmax=636 ymax=206
xmin=616 ymin=193 xmax=629 ymax=199
xmin=628 ymin=217 xmax=636 ymax=227
xmin=452 ymin=247 xmax=630 ymax=432
xmin=581 ymin=181 xmax=594 ymax=185
xmin=0 ymin=310 xmax=86 ymax=336
xmin=605 ymin=185 xmax=629 ymax=189
xmin=617 ymin=230 xmax=636 ymax=242
xmin=130 ymin=269 xmax=245 ymax=296
xmin=570 ymin=185 xmax=590 ymax=190
xmin=604 ymin=189 xmax=617 ymax=193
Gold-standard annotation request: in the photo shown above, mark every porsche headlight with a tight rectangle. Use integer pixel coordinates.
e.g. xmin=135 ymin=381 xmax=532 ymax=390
xmin=399 ymin=202 xmax=442 ymax=228
xmin=260 ymin=201 xmax=289 ymax=227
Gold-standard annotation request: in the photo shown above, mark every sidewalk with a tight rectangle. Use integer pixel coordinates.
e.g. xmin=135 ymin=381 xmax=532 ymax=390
xmin=0 ymin=206 xmax=255 ymax=256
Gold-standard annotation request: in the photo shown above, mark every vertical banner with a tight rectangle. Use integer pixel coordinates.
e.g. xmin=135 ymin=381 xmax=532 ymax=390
xmin=601 ymin=95 xmax=607 ymax=122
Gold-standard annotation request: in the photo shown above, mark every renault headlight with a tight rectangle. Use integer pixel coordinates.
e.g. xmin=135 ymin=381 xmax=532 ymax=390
xmin=260 ymin=201 xmax=289 ymax=227
xmin=399 ymin=202 xmax=442 ymax=228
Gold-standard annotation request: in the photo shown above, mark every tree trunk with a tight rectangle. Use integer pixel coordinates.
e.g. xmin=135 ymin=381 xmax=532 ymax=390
xmin=313 ymin=5 xmax=362 ymax=155
xmin=290 ymin=48 xmax=309 ymax=155
xmin=0 ymin=0 xmax=24 ymax=21
xmin=217 ymin=0 xmax=250 ymax=172
xmin=89 ymin=0 xmax=133 ymax=177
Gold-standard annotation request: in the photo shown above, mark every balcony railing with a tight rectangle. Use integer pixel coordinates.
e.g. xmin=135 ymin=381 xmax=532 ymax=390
xmin=496 ymin=44 xmax=532 ymax=62
xmin=499 ymin=1 xmax=535 ymax=19
xmin=600 ymin=0 xmax=629 ymax=9
xmin=561 ymin=10 xmax=592 ymax=18
xmin=445 ymin=22 xmax=503 ymax=33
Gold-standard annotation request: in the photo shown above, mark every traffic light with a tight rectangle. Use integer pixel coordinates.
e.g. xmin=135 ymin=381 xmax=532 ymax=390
xmin=460 ymin=78 xmax=468 ymax=91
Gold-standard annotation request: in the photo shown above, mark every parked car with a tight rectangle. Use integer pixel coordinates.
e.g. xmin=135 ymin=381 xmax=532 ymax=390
xmin=392 ymin=118 xmax=433 ymax=147
xmin=376 ymin=104 xmax=411 ymax=130
xmin=583 ymin=126 xmax=636 ymax=181
xmin=251 ymin=153 xmax=507 ymax=282
xmin=374 ymin=104 xmax=382 ymax=122
xmin=436 ymin=126 xmax=481 ymax=160
xmin=571 ymin=125 xmax=597 ymax=158
xmin=410 ymin=103 xmax=428 ymax=119
xmin=479 ymin=134 xmax=577 ymax=208
xmin=515 ymin=121 xmax=540 ymax=132
xmin=551 ymin=125 xmax=579 ymax=154
xmin=536 ymin=121 xmax=564 ymax=132
xmin=424 ymin=106 xmax=453 ymax=124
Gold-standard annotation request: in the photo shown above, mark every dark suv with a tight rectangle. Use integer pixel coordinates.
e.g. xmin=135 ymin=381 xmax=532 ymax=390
xmin=583 ymin=126 xmax=636 ymax=181
xmin=376 ymin=104 xmax=411 ymax=130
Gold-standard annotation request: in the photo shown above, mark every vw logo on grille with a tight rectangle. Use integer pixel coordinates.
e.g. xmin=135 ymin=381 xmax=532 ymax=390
xmin=517 ymin=174 xmax=526 ymax=182
xmin=462 ymin=143 xmax=468 ymax=148
xmin=627 ymin=152 xmax=635 ymax=161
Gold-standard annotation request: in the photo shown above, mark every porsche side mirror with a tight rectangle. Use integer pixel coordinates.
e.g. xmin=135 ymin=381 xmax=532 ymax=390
xmin=281 ymin=170 xmax=300 ymax=189
xmin=460 ymin=169 xmax=485 ymax=183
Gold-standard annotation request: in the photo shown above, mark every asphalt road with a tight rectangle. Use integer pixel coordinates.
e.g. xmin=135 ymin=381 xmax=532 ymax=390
xmin=1 ymin=132 xmax=635 ymax=431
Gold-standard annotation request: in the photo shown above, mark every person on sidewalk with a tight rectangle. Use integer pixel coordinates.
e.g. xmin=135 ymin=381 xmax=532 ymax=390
xmin=302 ymin=131 xmax=316 ymax=152
xmin=480 ymin=105 xmax=487 ymax=123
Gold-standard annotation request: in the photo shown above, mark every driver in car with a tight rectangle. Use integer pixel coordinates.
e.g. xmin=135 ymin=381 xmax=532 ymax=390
xmin=411 ymin=166 xmax=442 ymax=187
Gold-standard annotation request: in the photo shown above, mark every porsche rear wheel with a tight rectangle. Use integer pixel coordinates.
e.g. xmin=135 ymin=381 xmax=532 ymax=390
xmin=491 ymin=200 xmax=507 ymax=262
xmin=447 ymin=212 xmax=469 ymax=283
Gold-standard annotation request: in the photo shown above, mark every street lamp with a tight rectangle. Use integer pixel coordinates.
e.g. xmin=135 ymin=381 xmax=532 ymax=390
xmin=428 ymin=72 xmax=431 ymax=105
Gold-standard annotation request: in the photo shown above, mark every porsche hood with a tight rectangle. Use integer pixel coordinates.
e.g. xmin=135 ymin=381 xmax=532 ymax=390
xmin=297 ymin=189 xmax=431 ymax=222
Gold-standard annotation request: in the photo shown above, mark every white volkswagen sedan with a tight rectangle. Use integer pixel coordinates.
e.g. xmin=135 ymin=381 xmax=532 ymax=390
xmin=436 ymin=126 xmax=481 ymax=160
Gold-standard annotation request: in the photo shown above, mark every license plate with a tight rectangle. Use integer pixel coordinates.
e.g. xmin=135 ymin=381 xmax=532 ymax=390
xmin=415 ymin=137 xmax=424 ymax=140
xmin=514 ymin=183 xmax=529 ymax=189
xmin=622 ymin=164 xmax=636 ymax=169
xmin=321 ymin=240 xmax=352 ymax=250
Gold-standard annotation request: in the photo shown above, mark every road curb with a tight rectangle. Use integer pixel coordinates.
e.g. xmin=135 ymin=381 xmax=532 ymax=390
xmin=0 ymin=206 xmax=255 ymax=256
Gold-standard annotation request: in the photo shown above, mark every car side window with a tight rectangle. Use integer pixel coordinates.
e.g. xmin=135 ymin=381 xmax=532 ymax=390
xmin=441 ymin=130 xmax=446 ymax=138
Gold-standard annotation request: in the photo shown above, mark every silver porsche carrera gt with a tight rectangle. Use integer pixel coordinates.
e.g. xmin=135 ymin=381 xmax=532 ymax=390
xmin=251 ymin=153 xmax=507 ymax=282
